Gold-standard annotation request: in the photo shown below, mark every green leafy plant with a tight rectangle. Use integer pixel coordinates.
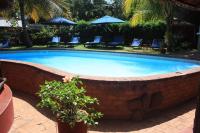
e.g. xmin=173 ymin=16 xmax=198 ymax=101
xmin=37 ymin=77 xmax=103 ymax=127
xmin=31 ymin=27 xmax=56 ymax=44
xmin=31 ymin=27 xmax=56 ymax=40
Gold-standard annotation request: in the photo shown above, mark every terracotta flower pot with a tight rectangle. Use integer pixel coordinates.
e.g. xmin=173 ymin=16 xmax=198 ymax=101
xmin=0 ymin=78 xmax=14 ymax=133
xmin=57 ymin=121 xmax=88 ymax=133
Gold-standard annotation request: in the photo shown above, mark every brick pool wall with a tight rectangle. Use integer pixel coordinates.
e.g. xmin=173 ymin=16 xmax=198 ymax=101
xmin=0 ymin=60 xmax=200 ymax=120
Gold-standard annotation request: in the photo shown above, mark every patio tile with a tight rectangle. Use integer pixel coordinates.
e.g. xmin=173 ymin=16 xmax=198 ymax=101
xmin=9 ymin=91 xmax=196 ymax=133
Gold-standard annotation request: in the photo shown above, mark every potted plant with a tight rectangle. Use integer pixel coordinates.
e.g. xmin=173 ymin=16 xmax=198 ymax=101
xmin=37 ymin=76 xmax=103 ymax=133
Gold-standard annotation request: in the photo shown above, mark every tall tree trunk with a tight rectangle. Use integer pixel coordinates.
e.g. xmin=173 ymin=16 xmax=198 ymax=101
xmin=194 ymin=87 xmax=200 ymax=133
xmin=163 ymin=1 xmax=174 ymax=52
xmin=18 ymin=0 xmax=32 ymax=47
xmin=165 ymin=17 xmax=173 ymax=52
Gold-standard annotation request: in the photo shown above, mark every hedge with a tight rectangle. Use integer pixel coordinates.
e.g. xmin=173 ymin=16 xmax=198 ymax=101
xmin=29 ymin=20 xmax=166 ymax=45
xmin=72 ymin=20 xmax=166 ymax=44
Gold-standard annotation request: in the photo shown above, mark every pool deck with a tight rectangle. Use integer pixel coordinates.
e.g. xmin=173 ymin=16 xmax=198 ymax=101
xmin=5 ymin=49 xmax=200 ymax=133
xmin=9 ymin=90 xmax=195 ymax=133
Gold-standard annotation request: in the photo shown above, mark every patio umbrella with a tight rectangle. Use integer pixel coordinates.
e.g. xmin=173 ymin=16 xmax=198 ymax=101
xmin=44 ymin=17 xmax=76 ymax=42
xmin=47 ymin=17 xmax=76 ymax=25
xmin=91 ymin=15 xmax=125 ymax=24
xmin=90 ymin=16 xmax=125 ymax=41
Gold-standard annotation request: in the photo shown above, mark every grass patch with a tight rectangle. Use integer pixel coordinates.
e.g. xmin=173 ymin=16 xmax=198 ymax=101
xmin=4 ymin=44 xmax=160 ymax=55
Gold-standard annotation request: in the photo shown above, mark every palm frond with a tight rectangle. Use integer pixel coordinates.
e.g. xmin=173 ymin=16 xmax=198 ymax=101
xmin=130 ymin=11 xmax=144 ymax=27
xmin=22 ymin=0 xmax=71 ymax=22
xmin=123 ymin=0 xmax=132 ymax=15
xmin=29 ymin=8 xmax=39 ymax=22
xmin=123 ymin=0 xmax=142 ymax=16
xmin=123 ymin=0 xmax=166 ymax=26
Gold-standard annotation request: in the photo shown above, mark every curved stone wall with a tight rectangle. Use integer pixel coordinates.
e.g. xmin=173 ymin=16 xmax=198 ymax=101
xmin=0 ymin=59 xmax=200 ymax=120
xmin=0 ymin=83 xmax=14 ymax=133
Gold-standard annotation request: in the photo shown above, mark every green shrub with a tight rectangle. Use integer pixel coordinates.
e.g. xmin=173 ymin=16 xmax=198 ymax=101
xmin=30 ymin=20 xmax=166 ymax=45
xmin=37 ymin=77 xmax=103 ymax=127
xmin=0 ymin=29 xmax=22 ymax=46
xmin=31 ymin=27 xmax=57 ymax=45
xmin=134 ymin=20 xmax=166 ymax=43
xmin=74 ymin=20 xmax=92 ymax=42
xmin=119 ymin=22 xmax=134 ymax=44
xmin=71 ymin=20 xmax=165 ymax=44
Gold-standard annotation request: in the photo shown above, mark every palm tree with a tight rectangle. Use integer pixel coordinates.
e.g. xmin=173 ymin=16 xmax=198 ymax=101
xmin=18 ymin=0 xmax=32 ymax=47
xmin=17 ymin=0 xmax=71 ymax=47
xmin=123 ymin=0 xmax=174 ymax=52
xmin=3 ymin=0 xmax=71 ymax=47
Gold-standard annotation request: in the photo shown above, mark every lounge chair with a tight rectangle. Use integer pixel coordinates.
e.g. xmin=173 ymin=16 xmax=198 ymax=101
xmin=48 ymin=36 xmax=61 ymax=47
xmin=84 ymin=36 xmax=102 ymax=47
xmin=131 ymin=39 xmax=143 ymax=48
xmin=0 ymin=40 xmax=9 ymax=48
xmin=151 ymin=39 xmax=160 ymax=49
xmin=68 ymin=37 xmax=80 ymax=46
xmin=107 ymin=36 xmax=124 ymax=47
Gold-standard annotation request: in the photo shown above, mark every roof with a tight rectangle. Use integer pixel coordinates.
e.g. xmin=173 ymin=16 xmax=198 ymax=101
xmin=0 ymin=19 xmax=22 ymax=27
xmin=172 ymin=0 xmax=200 ymax=11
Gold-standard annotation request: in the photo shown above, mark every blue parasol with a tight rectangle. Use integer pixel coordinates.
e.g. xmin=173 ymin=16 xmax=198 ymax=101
xmin=91 ymin=15 xmax=125 ymax=24
xmin=48 ymin=17 xmax=76 ymax=25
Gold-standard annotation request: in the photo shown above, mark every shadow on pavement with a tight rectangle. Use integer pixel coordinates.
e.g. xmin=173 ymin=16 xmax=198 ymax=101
xmin=12 ymin=90 xmax=56 ymax=122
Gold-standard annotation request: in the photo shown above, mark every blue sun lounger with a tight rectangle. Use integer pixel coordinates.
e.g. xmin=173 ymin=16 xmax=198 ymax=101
xmin=0 ymin=40 xmax=9 ymax=48
xmin=84 ymin=36 xmax=102 ymax=47
xmin=151 ymin=39 xmax=160 ymax=49
xmin=48 ymin=36 xmax=61 ymax=47
xmin=52 ymin=36 xmax=61 ymax=43
xmin=131 ymin=39 xmax=143 ymax=48
xmin=107 ymin=36 xmax=124 ymax=47
xmin=68 ymin=37 xmax=80 ymax=46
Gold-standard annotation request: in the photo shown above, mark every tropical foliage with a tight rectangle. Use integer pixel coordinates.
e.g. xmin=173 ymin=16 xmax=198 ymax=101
xmin=69 ymin=0 xmax=105 ymax=20
xmin=69 ymin=0 xmax=124 ymax=20
xmin=109 ymin=0 xmax=124 ymax=18
xmin=0 ymin=0 xmax=71 ymax=47
xmin=30 ymin=20 xmax=165 ymax=45
xmin=123 ymin=0 xmax=174 ymax=51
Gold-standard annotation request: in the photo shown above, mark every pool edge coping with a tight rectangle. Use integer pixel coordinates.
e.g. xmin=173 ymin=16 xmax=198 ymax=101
xmin=0 ymin=48 xmax=199 ymax=61
xmin=1 ymin=59 xmax=200 ymax=82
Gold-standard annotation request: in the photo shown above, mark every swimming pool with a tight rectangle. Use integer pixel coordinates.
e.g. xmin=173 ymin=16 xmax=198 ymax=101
xmin=1 ymin=50 xmax=200 ymax=120
xmin=0 ymin=50 xmax=199 ymax=77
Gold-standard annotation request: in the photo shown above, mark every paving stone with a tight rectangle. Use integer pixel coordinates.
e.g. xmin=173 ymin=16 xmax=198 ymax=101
xmin=9 ymin=91 xmax=195 ymax=133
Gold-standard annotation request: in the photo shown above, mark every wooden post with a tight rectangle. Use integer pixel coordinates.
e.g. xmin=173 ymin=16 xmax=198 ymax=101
xmin=193 ymin=87 xmax=200 ymax=133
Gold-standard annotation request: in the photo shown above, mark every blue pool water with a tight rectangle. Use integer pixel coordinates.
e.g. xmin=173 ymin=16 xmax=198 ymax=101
xmin=0 ymin=50 xmax=199 ymax=77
